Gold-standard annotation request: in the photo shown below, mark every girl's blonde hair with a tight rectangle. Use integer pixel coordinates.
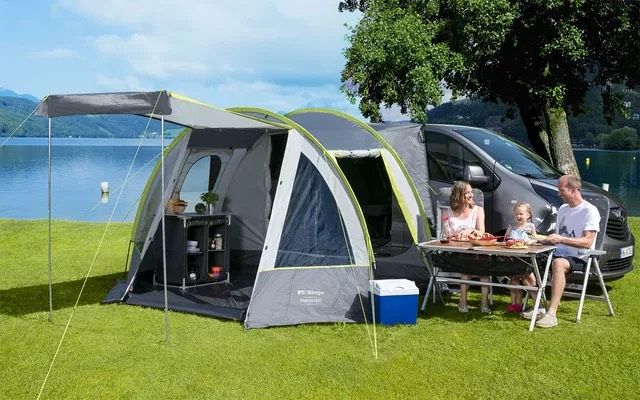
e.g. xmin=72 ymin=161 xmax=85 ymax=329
xmin=514 ymin=202 xmax=533 ymax=221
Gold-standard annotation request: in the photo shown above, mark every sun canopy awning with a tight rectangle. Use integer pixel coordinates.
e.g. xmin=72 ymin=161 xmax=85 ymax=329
xmin=36 ymin=90 xmax=281 ymax=131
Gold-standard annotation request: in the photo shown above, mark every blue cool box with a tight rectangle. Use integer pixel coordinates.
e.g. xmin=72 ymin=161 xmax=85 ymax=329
xmin=370 ymin=279 xmax=419 ymax=325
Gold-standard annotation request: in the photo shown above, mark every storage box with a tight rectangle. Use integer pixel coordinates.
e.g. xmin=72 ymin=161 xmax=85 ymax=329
xmin=370 ymin=279 xmax=419 ymax=325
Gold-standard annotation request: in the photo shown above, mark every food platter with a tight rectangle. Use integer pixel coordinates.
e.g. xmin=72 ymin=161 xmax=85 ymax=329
xmin=505 ymin=239 xmax=528 ymax=249
xmin=470 ymin=238 xmax=497 ymax=246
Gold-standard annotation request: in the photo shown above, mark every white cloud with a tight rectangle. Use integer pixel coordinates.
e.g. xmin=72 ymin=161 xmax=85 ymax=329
xmin=30 ymin=48 xmax=79 ymax=59
xmin=53 ymin=0 xmax=363 ymax=117
xmin=57 ymin=0 xmax=359 ymax=83
xmin=96 ymin=74 xmax=147 ymax=91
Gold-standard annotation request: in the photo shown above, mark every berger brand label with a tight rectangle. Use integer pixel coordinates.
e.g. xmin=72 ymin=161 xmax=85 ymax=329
xmin=297 ymin=289 xmax=325 ymax=304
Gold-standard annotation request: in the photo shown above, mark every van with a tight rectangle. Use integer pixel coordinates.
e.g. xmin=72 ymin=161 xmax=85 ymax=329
xmin=375 ymin=123 xmax=635 ymax=280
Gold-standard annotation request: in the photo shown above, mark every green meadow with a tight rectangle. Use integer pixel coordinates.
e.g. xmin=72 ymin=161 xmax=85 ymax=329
xmin=1 ymin=219 xmax=638 ymax=399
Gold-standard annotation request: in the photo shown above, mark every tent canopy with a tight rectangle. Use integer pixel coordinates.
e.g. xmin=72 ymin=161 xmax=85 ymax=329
xmin=36 ymin=91 xmax=281 ymax=131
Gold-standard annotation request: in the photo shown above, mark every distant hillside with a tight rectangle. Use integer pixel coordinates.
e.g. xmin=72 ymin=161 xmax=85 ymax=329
xmin=0 ymin=87 xmax=39 ymax=102
xmin=0 ymin=94 xmax=178 ymax=138
xmin=427 ymin=86 xmax=640 ymax=147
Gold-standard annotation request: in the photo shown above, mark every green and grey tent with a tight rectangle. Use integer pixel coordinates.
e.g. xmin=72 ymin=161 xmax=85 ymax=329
xmin=36 ymin=91 xmax=375 ymax=329
xmin=36 ymin=91 xmax=431 ymax=329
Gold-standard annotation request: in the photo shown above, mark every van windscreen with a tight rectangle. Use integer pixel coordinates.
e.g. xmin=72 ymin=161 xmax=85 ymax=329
xmin=454 ymin=127 xmax=561 ymax=179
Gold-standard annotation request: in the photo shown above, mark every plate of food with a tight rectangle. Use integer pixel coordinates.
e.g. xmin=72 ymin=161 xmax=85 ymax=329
xmin=505 ymin=239 xmax=528 ymax=249
xmin=469 ymin=232 xmax=498 ymax=246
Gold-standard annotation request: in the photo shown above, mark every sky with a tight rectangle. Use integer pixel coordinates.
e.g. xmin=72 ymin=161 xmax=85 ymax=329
xmin=0 ymin=0 xmax=404 ymax=119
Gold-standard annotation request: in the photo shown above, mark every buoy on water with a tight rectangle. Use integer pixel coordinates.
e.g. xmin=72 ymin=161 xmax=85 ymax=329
xmin=100 ymin=181 xmax=109 ymax=193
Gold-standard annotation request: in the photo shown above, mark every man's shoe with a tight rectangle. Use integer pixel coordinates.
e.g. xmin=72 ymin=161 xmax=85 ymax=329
xmin=458 ymin=303 xmax=469 ymax=313
xmin=536 ymin=313 xmax=558 ymax=328
xmin=521 ymin=308 xmax=546 ymax=319
xmin=481 ymin=304 xmax=492 ymax=314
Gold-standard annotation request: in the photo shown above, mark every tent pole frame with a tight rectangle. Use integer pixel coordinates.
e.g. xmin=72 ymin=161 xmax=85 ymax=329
xmin=47 ymin=118 xmax=53 ymax=322
xmin=160 ymin=116 xmax=171 ymax=343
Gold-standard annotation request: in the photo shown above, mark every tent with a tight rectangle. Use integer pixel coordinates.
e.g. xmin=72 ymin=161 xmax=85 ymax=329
xmin=36 ymin=92 xmax=430 ymax=329
xmin=37 ymin=91 xmax=377 ymax=329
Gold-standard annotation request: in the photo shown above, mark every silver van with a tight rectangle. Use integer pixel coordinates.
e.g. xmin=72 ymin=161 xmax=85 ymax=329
xmin=376 ymin=123 xmax=635 ymax=280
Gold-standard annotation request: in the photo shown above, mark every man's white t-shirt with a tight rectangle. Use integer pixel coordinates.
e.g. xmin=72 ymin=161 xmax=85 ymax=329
xmin=555 ymin=200 xmax=601 ymax=261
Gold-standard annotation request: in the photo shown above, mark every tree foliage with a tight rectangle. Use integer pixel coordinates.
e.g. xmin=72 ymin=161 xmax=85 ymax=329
xmin=340 ymin=0 xmax=640 ymax=176
xmin=601 ymin=126 xmax=638 ymax=149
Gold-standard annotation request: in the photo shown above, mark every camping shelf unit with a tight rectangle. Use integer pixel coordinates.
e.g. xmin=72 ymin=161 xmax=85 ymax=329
xmin=154 ymin=213 xmax=231 ymax=290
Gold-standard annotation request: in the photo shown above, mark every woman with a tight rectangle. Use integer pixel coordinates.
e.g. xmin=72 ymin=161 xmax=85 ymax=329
xmin=446 ymin=181 xmax=491 ymax=313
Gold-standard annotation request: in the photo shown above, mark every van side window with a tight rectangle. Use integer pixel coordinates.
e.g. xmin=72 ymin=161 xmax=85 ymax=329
xmin=425 ymin=132 xmax=452 ymax=183
xmin=426 ymin=131 xmax=489 ymax=182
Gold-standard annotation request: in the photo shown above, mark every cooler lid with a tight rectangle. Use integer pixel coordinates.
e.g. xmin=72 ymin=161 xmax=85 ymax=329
xmin=370 ymin=279 xmax=419 ymax=296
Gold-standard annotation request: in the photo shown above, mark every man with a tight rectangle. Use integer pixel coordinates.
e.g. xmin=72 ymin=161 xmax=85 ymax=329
xmin=526 ymin=175 xmax=601 ymax=328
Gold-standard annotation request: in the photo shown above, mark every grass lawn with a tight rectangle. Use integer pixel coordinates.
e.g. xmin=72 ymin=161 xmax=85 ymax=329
xmin=1 ymin=218 xmax=639 ymax=399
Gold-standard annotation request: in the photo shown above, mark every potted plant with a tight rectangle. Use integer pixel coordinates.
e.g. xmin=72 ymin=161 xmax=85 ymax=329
xmin=194 ymin=202 xmax=206 ymax=215
xmin=200 ymin=191 xmax=219 ymax=214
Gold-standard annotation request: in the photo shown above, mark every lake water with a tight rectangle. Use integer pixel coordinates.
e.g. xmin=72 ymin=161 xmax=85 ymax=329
xmin=0 ymin=138 xmax=167 ymax=221
xmin=1 ymin=139 xmax=639 ymax=220
xmin=574 ymin=149 xmax=640 ymax=215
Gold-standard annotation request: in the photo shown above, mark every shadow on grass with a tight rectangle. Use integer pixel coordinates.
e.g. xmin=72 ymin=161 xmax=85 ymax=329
xmin=417 ymin=284 xmax=615 ymax=323
xmin=0 ymin=273 xmax=122 ymax=316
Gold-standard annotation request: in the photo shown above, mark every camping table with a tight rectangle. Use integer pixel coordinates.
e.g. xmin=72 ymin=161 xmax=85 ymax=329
xmin=417 ymin=240 xmax=555 ymax=331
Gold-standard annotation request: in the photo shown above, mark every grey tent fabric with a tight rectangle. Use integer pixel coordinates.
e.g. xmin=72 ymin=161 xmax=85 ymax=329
xmin=287 ymin=112 xmax=380 ymax=150
xmin=222 ymin=134 xmax=272 ymax=251
xmin=372 ymin=122 xmax=433 ymax=221
xmin=37 ymin=91 xmax=172 ymax=117
xmin=245 ymin=266 xmax=370 ymax=329
xmin=36 ymin=91 xmax=280 ymax=131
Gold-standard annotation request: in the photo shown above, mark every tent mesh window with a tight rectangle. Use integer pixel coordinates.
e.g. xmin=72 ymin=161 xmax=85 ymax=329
xmin=275 ymin=154 xmax=353 ymax=267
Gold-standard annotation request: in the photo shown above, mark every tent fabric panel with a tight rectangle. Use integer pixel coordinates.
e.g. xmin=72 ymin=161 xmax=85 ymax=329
xmin=188 ymin=129 xmax=263 ymax=149
xmin=167 ymin=95 xmax=280 ymax=130
xmin=222 ymin=134 xmax=272 ymax=251
xmin=258 ymin=130 xmax=369 ymax=272
xmin=132 ymin=132 xmax=191 ymax=246
xmin=373 ymin=122 xmax=433 ymax=222
xmin=244 ymin=266 xmax=370 ymax=329
xmin=287 ymin=111 xmax=379 ymax=151
xmin=36 ymin=90 xmax=283 ymax=131
xmin=275 ymin=153 xmax=354 ymax=267
xmin=37 ymin=91 xmax=172 ymax=117
xmin=380 ymin=149 xmax=427 ymax=243
xmin=125 ymin=290 xmax=246 ymax=321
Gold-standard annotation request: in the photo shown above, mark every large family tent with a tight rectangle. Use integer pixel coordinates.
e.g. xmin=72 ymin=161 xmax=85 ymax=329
xmin=36 ymin=91 xmax=374 ymax=329
xmin=231 ymin=108 xmax=431 ymax=287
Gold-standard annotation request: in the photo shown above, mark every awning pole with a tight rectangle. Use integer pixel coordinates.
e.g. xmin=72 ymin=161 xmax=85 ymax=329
xmin=160 ymin=115 xmax=170 ymax=343
xmin=47 ymin=118 xmax=53 ymax=322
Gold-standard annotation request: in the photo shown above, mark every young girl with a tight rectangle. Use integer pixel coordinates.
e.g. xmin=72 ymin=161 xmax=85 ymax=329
xmin=504 ymin=202 xmax=537 ymax=313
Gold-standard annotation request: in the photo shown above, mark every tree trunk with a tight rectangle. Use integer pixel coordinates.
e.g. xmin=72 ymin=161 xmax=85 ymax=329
xmin=544 ymin=106 xmax=581 ymax=178
xmin=516 ymin=100 xmax=551 ymax=163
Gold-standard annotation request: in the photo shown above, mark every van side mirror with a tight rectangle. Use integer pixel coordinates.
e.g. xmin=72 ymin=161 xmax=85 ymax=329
xmin=464 ymin=165 xmax=489 ymax=185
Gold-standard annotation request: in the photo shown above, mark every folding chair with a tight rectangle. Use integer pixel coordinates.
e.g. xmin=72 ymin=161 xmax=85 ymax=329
xmin=560 ymin=194 xmax=615 ymax=323
xmin=421 ymin=186 xmax=493 ymax=310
